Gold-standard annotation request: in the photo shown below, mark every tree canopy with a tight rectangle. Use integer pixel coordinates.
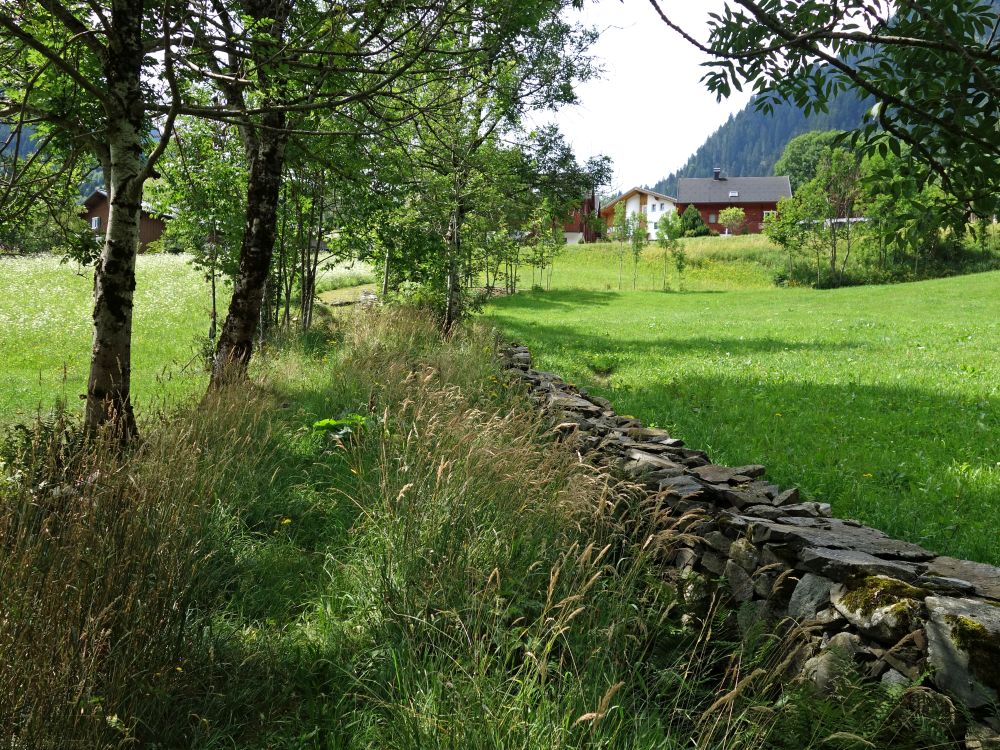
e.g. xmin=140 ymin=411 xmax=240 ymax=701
xmin=649 ymin=0 xmax=1000 ymax=221
xmin=773 ymin=131 xmax=845 ymax=192
xmin=0 ymin=0 xmax=606 ymax=438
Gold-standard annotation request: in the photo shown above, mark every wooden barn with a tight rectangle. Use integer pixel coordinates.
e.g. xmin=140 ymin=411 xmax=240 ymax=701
xmin=82 ymin=190 xmax=167 ymax=250
xmin=562 ymin=190 xmax=602 ymax=244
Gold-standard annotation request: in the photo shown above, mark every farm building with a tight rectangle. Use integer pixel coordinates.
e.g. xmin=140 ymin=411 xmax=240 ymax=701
xmin=562 ymin=190 xmax=601 ymax=244
xmin=675 ymin=170 xmax=792 ymax=234
xmin=598 ymin=187 xmax=677 ymax=240
xmin=81 ymin=190 xmax=167 ymax=250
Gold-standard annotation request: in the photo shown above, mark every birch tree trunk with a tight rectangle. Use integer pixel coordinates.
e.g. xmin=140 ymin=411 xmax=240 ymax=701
xmin=381 ymin=246 xmax=391 ymax=297
xmin=443 ymin=201 xmax=465 ymax=333
xmin=84 ymin=0 xmax=147 ymax=438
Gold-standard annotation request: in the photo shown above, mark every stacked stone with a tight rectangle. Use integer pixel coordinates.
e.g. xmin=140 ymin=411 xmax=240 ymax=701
xmin=502 ymin=343 xmax=1000 ymax=746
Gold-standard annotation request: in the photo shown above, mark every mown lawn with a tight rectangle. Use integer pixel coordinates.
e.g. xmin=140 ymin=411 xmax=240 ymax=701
xmin=485 ymin=271 xmax=1000 ymax=565
xmin=0 ymin=254 xmax=214 ymax=423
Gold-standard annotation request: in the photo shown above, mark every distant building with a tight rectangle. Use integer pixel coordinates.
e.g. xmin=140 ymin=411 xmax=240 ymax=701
xmin=675 ymin=169 xmax=792 ymax=234
xmin=599 ymin=187 xmax=677 ymax=240
xmin=562 ymin=190 xmax=601 ymax=244
xmin=81 ymin=190 xmax=167 ymax=250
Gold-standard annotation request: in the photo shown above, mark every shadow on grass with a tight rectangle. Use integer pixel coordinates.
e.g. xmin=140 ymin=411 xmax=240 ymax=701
xmin=617 ymin=374 xmax=1000 ymax=565
xmin=495 ymin=317 xmax=861 ymax=358
xmin=490 ymin=314 xmax=1000 ymax=566
xmin=127 ymin=416 xmax=365 ymax=745
xmin=498 ymin=289 xmax=620 ymax=311
xmin=507 ymin=289 xmax=734 ymax=309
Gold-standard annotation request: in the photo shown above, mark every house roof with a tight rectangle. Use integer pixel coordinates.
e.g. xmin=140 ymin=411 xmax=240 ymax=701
xmin=82 ymin=189 xmax=107 ymax=210
xmin=601 ymin=186 xmax=677 ymax=212
xmin=677 ymin=176 xmax=792 ymax=204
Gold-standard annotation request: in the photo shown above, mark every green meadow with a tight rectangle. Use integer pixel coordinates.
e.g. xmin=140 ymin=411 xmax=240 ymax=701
xmin=529 ymin=236 xmax=784 ymax=292
xmin=0 ymin=254 xmax=375 ymax=423
xmin=487 ymin=254 xmax=1000 ymax=565
xmin=0 ymin=254 xmax=215 ymax=422
xmin=6 ymin=312 xmax=952 ymax=748
xmin=1 ymin=243 xmax=993 ymax=746
xmin=4 ymin=248 xmax=999 ymax=565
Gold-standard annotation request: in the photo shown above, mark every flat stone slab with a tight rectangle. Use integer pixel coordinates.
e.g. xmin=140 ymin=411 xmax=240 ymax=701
xmin=691 ymin=464 xmax=753 ymax=484
xmin=924 ymin=556 xmax=1000 ymax=602
xmin=749 ymin=517 xmax=935 ymax=562
xmin=626 ymin=426 xmax=672 ymax=441
xmin=627 ymin=440 xmax=684 ymax=455
xmin=715 ymin=484 xmax=772 ymax=509
xmin=624 ymin=449 xmax=686 ymax=475
xmin=743 ymin=504 xmax=787 ymax=520
xmin=772 ymin=487 xmax=801 ymax=506
xmin=658 ymin=475 xmax=706 ymax=500
xmin=925 ymin=595 xmax=1000 ymax=708
xmin=733 ymin=464 xmax=767 ymax=479
xmin=762 ymin=502 xmax=832 ymax=519
xmin=915 ymin=575 xmax=978 ymax=596
xmin=549 ymin=393 xmax=603 ymax=415
xmin=799 ymin=547 xmax=923 ymax=582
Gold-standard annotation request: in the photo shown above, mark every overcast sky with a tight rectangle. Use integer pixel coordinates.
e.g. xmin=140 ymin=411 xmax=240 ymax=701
xmin=537 ymin=0 xmax=753 ymax=193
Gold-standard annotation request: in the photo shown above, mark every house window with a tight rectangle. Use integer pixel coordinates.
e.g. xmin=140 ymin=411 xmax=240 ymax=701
xmin=763 ymin=210 xmax=777 ymax=221
xmin=91 ymin=216 xmax=101 ymax=230
xmin=708 ymin=213 xmax=717 ymax=224
xmin=659 ymin=203 xmax=665 ymax=210
xmin=729 ymin=190 xmax=739 ymax=198
xmin=651 ymin=203 xmax=657 ymax=212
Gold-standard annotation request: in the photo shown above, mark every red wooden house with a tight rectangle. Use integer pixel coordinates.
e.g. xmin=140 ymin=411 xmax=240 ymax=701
xmin=562 ymin=190 xmax=602 ymax=244
xmin=82 ymin=190 xmax=167 ymax=250
xmin=675 ymin=169 xmax=791 ymax=234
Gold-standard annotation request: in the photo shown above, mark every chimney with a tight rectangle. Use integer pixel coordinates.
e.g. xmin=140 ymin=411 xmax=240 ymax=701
xmin=713 ymin=167 xmax=722 ymax=180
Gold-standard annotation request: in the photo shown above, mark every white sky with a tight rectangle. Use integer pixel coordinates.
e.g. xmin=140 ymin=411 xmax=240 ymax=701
xmin=540 ymin=0 xmax=753 ymax=193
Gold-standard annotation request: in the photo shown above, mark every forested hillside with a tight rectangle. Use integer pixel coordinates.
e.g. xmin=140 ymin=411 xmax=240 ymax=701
xmin=0 ymin=123 xmax=35 ymax=157
xmin=651 ymin=92 xmax=872 ymax=195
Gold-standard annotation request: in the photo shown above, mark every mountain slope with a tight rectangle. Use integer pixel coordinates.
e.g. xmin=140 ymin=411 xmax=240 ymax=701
xmin=652 ymin=92 xmax=873 ymax=196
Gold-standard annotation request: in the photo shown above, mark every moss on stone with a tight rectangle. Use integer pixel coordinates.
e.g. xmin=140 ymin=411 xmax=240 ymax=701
xmin=840 ymin=576 xmax=927 ymax=618
xmin=944 ymin=614 xmax=1000 ymax=691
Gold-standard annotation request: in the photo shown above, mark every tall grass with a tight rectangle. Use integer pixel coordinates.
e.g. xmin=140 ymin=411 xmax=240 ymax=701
xmin=0 ymin=310 xmax=961 ymax=748
xmin=313 ymin=259 xmax=375 ymax=294
xmin=525 ymin=238 xmax=782 ymax=292
xmin=0 ymin=406 xmax=233 ymax=744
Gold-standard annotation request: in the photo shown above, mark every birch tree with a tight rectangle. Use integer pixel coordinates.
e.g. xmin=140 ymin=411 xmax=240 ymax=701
xmin=0 ymin=0 xmax=183 ymax=438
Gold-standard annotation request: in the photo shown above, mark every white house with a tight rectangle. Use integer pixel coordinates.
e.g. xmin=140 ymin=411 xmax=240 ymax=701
xmin=599 ymin=187 xmax=677 ymax=240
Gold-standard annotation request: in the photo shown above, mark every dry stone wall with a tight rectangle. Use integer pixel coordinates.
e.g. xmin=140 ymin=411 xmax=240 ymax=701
xmin=502 ymin=344 xmax=1000 ymax=747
